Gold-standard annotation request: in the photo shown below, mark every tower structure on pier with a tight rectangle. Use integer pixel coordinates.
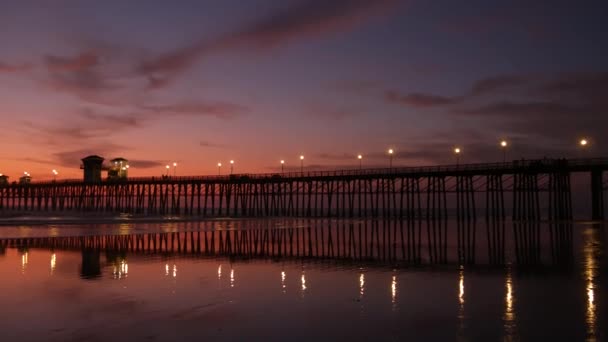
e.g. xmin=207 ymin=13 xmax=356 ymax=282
xmin=108 ymin=157 xmax=129 ymax=180
xmin=81 ymin=155 xmax=104 ymax=183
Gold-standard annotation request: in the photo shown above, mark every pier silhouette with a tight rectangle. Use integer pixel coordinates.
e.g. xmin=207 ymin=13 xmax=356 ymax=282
xmin=1 ymin=158 xmax=606 ymax=220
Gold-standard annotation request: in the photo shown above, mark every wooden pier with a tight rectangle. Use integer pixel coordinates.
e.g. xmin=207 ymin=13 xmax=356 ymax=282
xmin=1 ymin=158 xmax=606 ymax=221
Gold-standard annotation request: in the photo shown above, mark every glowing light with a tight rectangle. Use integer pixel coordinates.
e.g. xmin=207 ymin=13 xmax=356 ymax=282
xmin=112 ymin=260 xmax=129 ymax=279
xmin=580 ymin=138 xmax=588 ymax=146
xmin=173 ymin=162 xmax=177 ymax=167
xmin=165 ymin=165 xmax=170 ymax=169
xmin=165 ymin=263 xmax=169 ymax=276
xmin=230 ymin=160 xmax=234 ymax=164
xmin=388 ymin=149 xmax=394 ymax=155
xmin=391 ymin=275 xmax=397 ymax=305
xmin=50 ymin=253 xmax=56 ymax=273
xmin=280 ymin=160 xmax=285 ymax=164
xmin=359 ymin=273 xmax=365 ymax=298
xmin=458 ymin=270 xmax=464 ymax=305
xmin=126 ymin=165 xmax=130 ymax=169
xmin=218 ymin=162 xmax=222 ymax=167
xmin=500 ymin=140 xmax=508 ymax=148
xmin=587 ymin=280 xmax=596 ymax=332
xmin=301 ymin=272 xmax=307 ymax=291
xmin=281 ymin=271 xmax=286 ymax=292
xmin=506 ymin=279 xmax=513 ymax=308
xmin=230 ymin=268 xmax=235 ymax=288
xmin=300 ymin=155 xmax=304 ymax=160
xmin=585 ymin=236 xmax=597 ymax=337
xmin=21 ymin=252 xmax=28 ymax=273
xmin=504 ymin=271 xmax=515 ymax=328
xmin=218 ymin=265 xmax=222 ymax=279
xmin=172 ymin=264 xmax=177 ymax=278
xmin=454 ymin=147 xmax=461 ymax=154
xmin=358 ymin=154 xmax=363 ymax=159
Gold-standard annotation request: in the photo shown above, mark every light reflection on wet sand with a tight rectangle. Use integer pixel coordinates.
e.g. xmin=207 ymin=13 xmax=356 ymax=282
xmin=0 ymin=219 xmax=605 ymax=341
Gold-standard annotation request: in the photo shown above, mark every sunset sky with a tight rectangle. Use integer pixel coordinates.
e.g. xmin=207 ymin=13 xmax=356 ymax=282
xmin=1 ymin=0 xmax=607 ymax=180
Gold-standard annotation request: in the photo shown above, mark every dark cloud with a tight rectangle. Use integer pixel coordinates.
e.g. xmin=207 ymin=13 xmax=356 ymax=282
xmin=535 ymin=71 xmax=608 ymax=103
xmin=42 ymin=50 xmax=134 ymax=106
xmin=455 ymin=101 xmax=582 ymax=118
xmin=52 ymin=144 xmax=128 ymax=168
xmin=40 ymin=39 xmax=165 ymax=106
xmin=386 ymin=70 xmax=607 ymax=154
xmin=444 ymin=71 xmax=607 ymax=146
xmin=19 ymin=143 xmax=159 ymax=169
xmin=316 ymin=152 xmax=358 ymax=161
xmin=139 ymin=102 xmax=248 ymax=120
xmin=332 ymin=79 xmax=383 ymax=93
xmin=44 ymin=51 xmax=99 ymax=71
xmin=231 ymin=0 xmax=397 ymax=48
xmin=10 ymin=157 xmax=57 ymax=166
xmin=440 ymin=3 xmax=559 ymax=43
xmin=304 ymin=107 xmax=359 ymax=120
xmin=45 ymin=70 xmax=131 ymax=107
xmin=21 ymin=108 xmax=141 ymax=145
xmin=80 ymin=109 xmax=140 ymax=127
xmin=21 ymin=100 xmax=246 ymax=150
xmin=470 ymin=74 xmax=531 ymax=95
xmin=0 ymin=61 xmax=32 ymax=73
xmin=139 ymin=0 xmax=398 ymax=88
xmin=200 ymin=141 xmax=229 ymax=149
xmin=22 ymin=121 xmax=102 ymax=142
xmin=385 ymin=91 xmax=460 ymax=107
xmin=382 ymin=70 xmax=608 ymax=160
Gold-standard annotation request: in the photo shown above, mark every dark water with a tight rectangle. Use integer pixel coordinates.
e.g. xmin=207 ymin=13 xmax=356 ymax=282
xmin=0 ymin=218 xmax=606 ymax=341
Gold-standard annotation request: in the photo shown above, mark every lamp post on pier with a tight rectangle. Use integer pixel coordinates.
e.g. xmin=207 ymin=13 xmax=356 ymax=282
xmin=173 ymin=162 xmax=177 ymax=176
xmin=165 ymin=165 xmax=170 ymax=176
xmin=454 ymin=147 xmax=462 ymax=166
xmin=280 ymin=160 xmax=285 ymax=174
xmin=218 ymin=162 xmax=222 ymax=175
xmin=358 ymin=154 xmax=363 ymax=170
xmin=388 ymin=149 xmax=394 ymax=169
xmin=300 ymin=155 xmax=304 ymax=173
xmin=500 ymin=140 xmax=508 ymax=163
xmin=230 ymin=160 xmax=234 ymax=174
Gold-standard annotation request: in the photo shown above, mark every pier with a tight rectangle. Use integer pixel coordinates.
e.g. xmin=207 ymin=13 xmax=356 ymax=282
xmin=1 ymin=158 xmax=606 ymax=221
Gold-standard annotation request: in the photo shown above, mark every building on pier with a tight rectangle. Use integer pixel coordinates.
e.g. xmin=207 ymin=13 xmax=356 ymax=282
xmin=108 ymin=158 xmax=129 ymax=180
xmin=0 ymin=174 xmax=8 ymax=186
xmin=81 ymin=155 xmax=104 ymax=183
xmin=19 ymin=174 xmax=31 ymax=184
